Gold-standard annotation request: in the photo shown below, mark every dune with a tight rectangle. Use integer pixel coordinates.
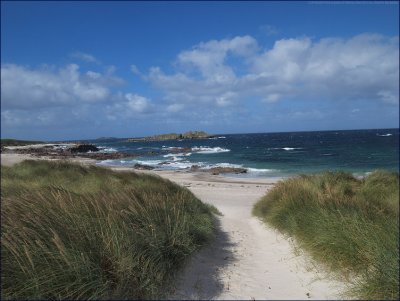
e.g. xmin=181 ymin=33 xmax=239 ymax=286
xmin=1 ymin=154 xmax=348 ymax=299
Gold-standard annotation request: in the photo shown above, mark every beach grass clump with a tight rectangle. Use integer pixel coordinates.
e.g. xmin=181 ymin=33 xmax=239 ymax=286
xmin=1 ymin=160 xmax=216 ymax=300
xmin=253 ymin=170 xmax=399 ymax=300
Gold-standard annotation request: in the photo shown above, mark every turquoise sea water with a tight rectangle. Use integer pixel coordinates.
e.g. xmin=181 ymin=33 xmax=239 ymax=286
xmin=93 ymin=128 xmax=399 ymax=178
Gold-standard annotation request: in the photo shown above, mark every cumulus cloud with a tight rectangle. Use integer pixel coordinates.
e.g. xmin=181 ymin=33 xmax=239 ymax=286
xmin=1 ymin=62 xmax=154 ymax=137
xmin=176 ymin=35 xmax=258 ymax=83
xmin=147 ymin=33 xmax=399 ymax=109
xmin=2 ymin=33 xmax=398 ymax=139
xmin=105 ymin=93 xmax=154 ymax=120
xmin=0 ymin=64 xmax=114 ymax=109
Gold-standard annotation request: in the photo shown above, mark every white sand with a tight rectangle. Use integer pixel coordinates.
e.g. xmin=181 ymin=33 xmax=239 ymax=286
xmin=1 ymin=154 xmax=349 ymax=299
xmin=0 ymin=153 xmax=96 ymax=167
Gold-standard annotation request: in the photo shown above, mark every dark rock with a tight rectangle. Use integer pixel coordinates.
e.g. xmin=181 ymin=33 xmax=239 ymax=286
xmin=168 ymin=147 xmax=192 ymax=154
xmin=6 ymin=143 xmax=138 ymax=162
xmin=70 ymin=144 xmax=99 ymax=153
xmin=80 ymin=152 xmax=136 ymax=160
xmin=190 ymin=165 xmax=247 ymax=175
xmin=209 ymin=167 xmax=247 ymax=175
xmin=134 ymin=163 xmax=155 ymax=170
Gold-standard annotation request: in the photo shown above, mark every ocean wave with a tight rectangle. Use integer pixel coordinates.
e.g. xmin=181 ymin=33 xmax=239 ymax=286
xmin=268 ymin=147 xmax=303 ymax=151
xmin=201 ymin=162 xmax=243 ymax=169
xmin=137 ymin=147 xmax=160 ymax=150
xmin=246 ymin=168 xmax=278 ymax=175
xmin=98 ymin=146 xmax=118 ymax=153
xmin=53 ymin=144 xmax=73 ymax=150
xmin=376 ymin=133 xmax=392 ymax=137
xmin=162 ymin=146 xmax=183 ymax=149
xmin=97 ymin=158 xmax=280 ymax=177
xmin=192 ymin=146 xmax=231 ymax=154
xmin=97 ymin=159 xmax=133 ymax=166
xmin=163 ymin=152 xmax=191 ymax=158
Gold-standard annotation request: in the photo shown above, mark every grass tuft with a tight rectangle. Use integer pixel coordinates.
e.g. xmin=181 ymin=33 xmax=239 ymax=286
xmin=253 ymin=170 xmax=399 ymax=300
xmin=1 ymin=160 xmax=216 ymax=299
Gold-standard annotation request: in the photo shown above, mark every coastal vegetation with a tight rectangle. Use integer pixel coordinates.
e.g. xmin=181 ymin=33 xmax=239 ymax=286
xmin=253 ymin=171 xmax=399 ymax=300
xmin=1 ymin=160 xmax=216 ymax=299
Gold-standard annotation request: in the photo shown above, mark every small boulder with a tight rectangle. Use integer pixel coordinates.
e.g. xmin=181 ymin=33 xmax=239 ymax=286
xmin=134 ymin=163 xmax=155 ymax=170
xmin=209 ymin=167 xmax=247 ymax=175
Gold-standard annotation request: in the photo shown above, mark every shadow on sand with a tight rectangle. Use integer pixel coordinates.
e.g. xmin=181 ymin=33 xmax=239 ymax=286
xmin=168 ymin=217 xmax=236 ymax=299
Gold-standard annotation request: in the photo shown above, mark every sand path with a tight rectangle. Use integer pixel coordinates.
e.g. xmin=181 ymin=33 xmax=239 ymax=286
xmin=161 ymin=174 xmax=348 ymax=300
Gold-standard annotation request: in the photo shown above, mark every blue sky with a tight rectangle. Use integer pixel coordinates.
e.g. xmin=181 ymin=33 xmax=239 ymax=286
xmin=1 ymin=1 xmax=399 ymax=140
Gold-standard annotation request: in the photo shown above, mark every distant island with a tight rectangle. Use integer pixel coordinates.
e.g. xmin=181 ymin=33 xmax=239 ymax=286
xmin=126 ymin=131 xmax=214 ymax=142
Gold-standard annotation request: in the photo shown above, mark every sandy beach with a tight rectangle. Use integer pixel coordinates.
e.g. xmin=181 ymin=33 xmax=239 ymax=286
xmin=1 ymin=153 xmax=348 ymax=299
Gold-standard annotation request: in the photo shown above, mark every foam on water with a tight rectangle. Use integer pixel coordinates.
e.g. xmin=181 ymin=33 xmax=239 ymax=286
xmin=98 ymin=146 xmax=118 ymax=153
xmin=163 ymin=152 xmax=192 ymax=158
xmin=192 ymin=146 xmax=231 ymax=154
xmin=268 ymin=147 xmax=303 ymax=151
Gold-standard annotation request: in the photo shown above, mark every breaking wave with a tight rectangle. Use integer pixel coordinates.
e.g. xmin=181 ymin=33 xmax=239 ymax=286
xmin=268 ymin=147 xmax=303 ymax=151
xmin=191 ymin=146 xmax=231 ymax=154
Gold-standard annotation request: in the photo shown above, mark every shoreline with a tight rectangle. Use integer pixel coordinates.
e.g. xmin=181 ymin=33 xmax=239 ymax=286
xmin=0 ymin=152 xmax=349 ymax=299
xmin=0 ymin=152 xmax=285 ymax=185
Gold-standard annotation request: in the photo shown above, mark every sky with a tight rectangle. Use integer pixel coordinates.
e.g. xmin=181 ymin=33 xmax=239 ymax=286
xmin=1 ymin=1 xmax=399 ymax=141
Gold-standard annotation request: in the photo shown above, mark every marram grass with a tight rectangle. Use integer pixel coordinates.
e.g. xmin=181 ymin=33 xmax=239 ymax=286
xmin=253 ymin=170 xmax=399 ymax=300
xmin=1 ymin=160 xmax=216 ymax=299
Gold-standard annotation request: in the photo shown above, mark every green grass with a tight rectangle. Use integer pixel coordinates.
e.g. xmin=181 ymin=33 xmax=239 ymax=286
xmin=253 ymin=171 xmax=399 ymax=300
xmin=1 ymin=160 xmax=216 ymax=299
xmin=1 ymin=139 xmax=44 ymax=147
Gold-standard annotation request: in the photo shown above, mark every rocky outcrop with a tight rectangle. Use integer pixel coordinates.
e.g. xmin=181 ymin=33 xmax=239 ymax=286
xmin=4 ymin=143 xmax=137 ymax=161
xmin=80 ymin=152 xmax=134 ymax=160
xmin=70 ymin=144 xmax=99 ymax=153
xmin=126 ymin=131 xmax=215 ymax=142
xmin=182 ymin=131 xmax=211 ymax=139
xmin=190 ymin=165 xmax=247 ymax=175
xmin=209 ymin=167 xmax=247 ymax=175
xmin=168 ymin=147 xmax=192 ymax=154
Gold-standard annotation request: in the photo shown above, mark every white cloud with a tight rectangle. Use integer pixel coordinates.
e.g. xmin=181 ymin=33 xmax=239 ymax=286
xmin=177 ymin=35 xmax=258 ymax=83
xmin=2 ymin=34 xmax=398 ymax=138
xmin=260 ymin=24 xmax=279 ymax=36
xmin=264 ymin=93 xmax=281 ymax=103
xmin=86 ymin=71 xmax=101 ymax=79
xmin=147 ymin=33 xmax=399 ymax=110
xmin=125 ymin=93 xmax=151 ymax=113
xmin=130 ymin=64 xmax=142 ymax=76
xmin=1 ymin=60 xmax=158 ymax=134
xmin=105 ymin=93 xmax=154 ymax=120
xmin=377 ymin=90 xmax=397 ymax=104
xmin=166 ymin=103 xmax=184 ymax=113
xmin=70 ymin=52 xmax=100 ymax=64
xmin=0 ymin=64 xmax=117 ymax=109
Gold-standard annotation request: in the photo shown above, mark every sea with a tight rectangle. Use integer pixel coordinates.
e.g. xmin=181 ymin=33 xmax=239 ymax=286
xmin=91 ymin=128 xmax=399 ymax=178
